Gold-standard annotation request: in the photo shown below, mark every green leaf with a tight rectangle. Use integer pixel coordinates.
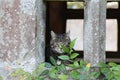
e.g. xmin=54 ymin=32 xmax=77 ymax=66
xmin=70 ymin=39 xmax=76 ymax=49
xmin=78 ymin=75 xmax=87 ymax=80
xmin=58 ymin=55 xmax=70 ymax=60
xmin=61 ymin=45 xmax=70 ymax=53
xmin=101 ymin=67 xmax=110 ymax=77
xmin=49 ymin=67 xmax=57 ymax=79
xmin=58 ymin=64 xmax=67 ymax=73
xmin=70 ymin=53 xmax=79 ymax=59
xmin=70 ymin=70 xmax=80 ymax=79
xmin=49 ymin=72 xmax=56 ymax=79
xmin=58 ymin=74 xmax=68 ymax=80
xmin=27 ymin=76 xmax=33 ymax=80
xmin=35 ymin=77 xmax=44 ymax=80
xmin=38 ymin=63 xmax=45 ymax=71
xmin=39 ymin=70 xmax=49 ymax=76
xmin=32 ymin=63 xmax=45 ymax=75
xmin=108 ymin=62 xmax=117 ymax=67
xmin=61 ymin=64 xmax=66 ymax=71
xmin=45 ymin=62 xmax=52 ymax=68
xmin=74 ymin=61 xmax=79 ymax=67
xmin=112 ymin=66 xmax=120 ymax=71
xmin=68 ymin=64 xmax=76 ymax=68
xmin=0 ymin=76 xmax=3 ymax=80
xmin=92 ymin=72 xmax=100 ymax=79
xmin=107 ymin=72 xmax=114 ymax=80
xmin=80 ymin=60 xmax=86 ymax=68
xmin=99 ymin=62 xmax=107 ymax=67
xmin=50 ymin=56 xmax=57 ymax=66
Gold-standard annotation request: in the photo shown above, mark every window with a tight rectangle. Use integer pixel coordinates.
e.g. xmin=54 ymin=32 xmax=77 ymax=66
xmin=66 ymin=19 xmax=118 ymax=52
xmin=66 ymin=2 xmax=119 ymax=52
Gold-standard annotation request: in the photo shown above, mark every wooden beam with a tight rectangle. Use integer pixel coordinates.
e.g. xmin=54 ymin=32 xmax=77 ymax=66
xmin=84 ymin=0 xmax=106 ymax=66
xmin=107 ymin=9 xmax=120 ymax=18
xmin=66 ymin=9 xmax=120 ymax=19
xmin=66 ymin=9 xmax=84 ymax=19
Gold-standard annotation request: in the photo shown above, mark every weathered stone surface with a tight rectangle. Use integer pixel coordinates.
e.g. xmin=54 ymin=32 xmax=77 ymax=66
xmin=0 ymin=0 xmax=46 ymax=79
xmin=35 ymin=0 xmax=46 ymax=64
xmin=84 ymin=0 xmax=106 ymax=66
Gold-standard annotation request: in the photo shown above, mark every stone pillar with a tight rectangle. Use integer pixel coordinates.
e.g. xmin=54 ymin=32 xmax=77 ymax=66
xmin=84 ymin=0 xmax=106 ymax=66
xmin=36 ymin=0 xmax=46 ymax=63
xmin=0 ymin=0 xmax=46 ymax=79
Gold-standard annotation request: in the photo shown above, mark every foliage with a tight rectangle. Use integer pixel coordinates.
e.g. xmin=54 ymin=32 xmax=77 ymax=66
xmin=99 ymin=62 xmax=120 ymax=80
xmin=10 ymin=39 xmax=120 ymax=80
xmin=0 ymin=76 xmax=3 ymax=80
xmin=11 ymin=63 xmax=49 ymax=80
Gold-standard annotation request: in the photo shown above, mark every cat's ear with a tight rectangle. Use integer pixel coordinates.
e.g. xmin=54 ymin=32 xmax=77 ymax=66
xmin=66 ymin=30 xmax=70 ymax=36
xmin=51 ymin=31 xmax=56 ymax=39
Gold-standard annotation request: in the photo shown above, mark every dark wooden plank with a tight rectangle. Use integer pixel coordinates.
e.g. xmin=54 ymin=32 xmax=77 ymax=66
xmin=75 ymin=51 xmax=120 ymax=58
xmin=66 ymin=9 xmax=84 ymax=19
xmin=107 ymin=9 xmax=120 ymax=18
xmin=66 ymin=9 xmax=120 ymax=19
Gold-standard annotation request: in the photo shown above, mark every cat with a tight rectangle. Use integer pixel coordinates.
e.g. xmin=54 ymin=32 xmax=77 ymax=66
xmin=50 ymin=31 xmax=71 ymax=64
xmin=50 ymin=31 xmax=71 ymax=54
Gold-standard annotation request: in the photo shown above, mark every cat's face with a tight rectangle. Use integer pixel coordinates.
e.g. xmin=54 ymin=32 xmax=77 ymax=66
xmin=50 ymin=31 xmax=71 ymax=54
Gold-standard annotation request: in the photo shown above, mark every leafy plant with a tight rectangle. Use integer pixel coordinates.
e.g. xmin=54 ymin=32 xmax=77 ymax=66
xmin=11 ymin=63 xmax=49 ymax=80
xmin=0 ymin=76 xmax=3 ymax=80
xmin=11 ymin=39 xmax=120 ymax=80
xmin=99 ymin=62 xmax=120 ymax=80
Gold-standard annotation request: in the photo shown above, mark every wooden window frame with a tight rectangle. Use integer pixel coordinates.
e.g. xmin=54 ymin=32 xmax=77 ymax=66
xmin=45 ymin=1 xmax=120 ymax=62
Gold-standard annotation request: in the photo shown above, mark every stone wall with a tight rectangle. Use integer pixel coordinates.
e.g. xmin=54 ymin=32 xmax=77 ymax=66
xmin=0 ymin=0 xmax=45 ymax=79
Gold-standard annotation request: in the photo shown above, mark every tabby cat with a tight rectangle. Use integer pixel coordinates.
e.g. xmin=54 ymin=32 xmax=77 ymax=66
xmin=50 ymin=31 xmax=71 ymax=54
xmin=50 ymin=31 xmax=71 ymax=64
